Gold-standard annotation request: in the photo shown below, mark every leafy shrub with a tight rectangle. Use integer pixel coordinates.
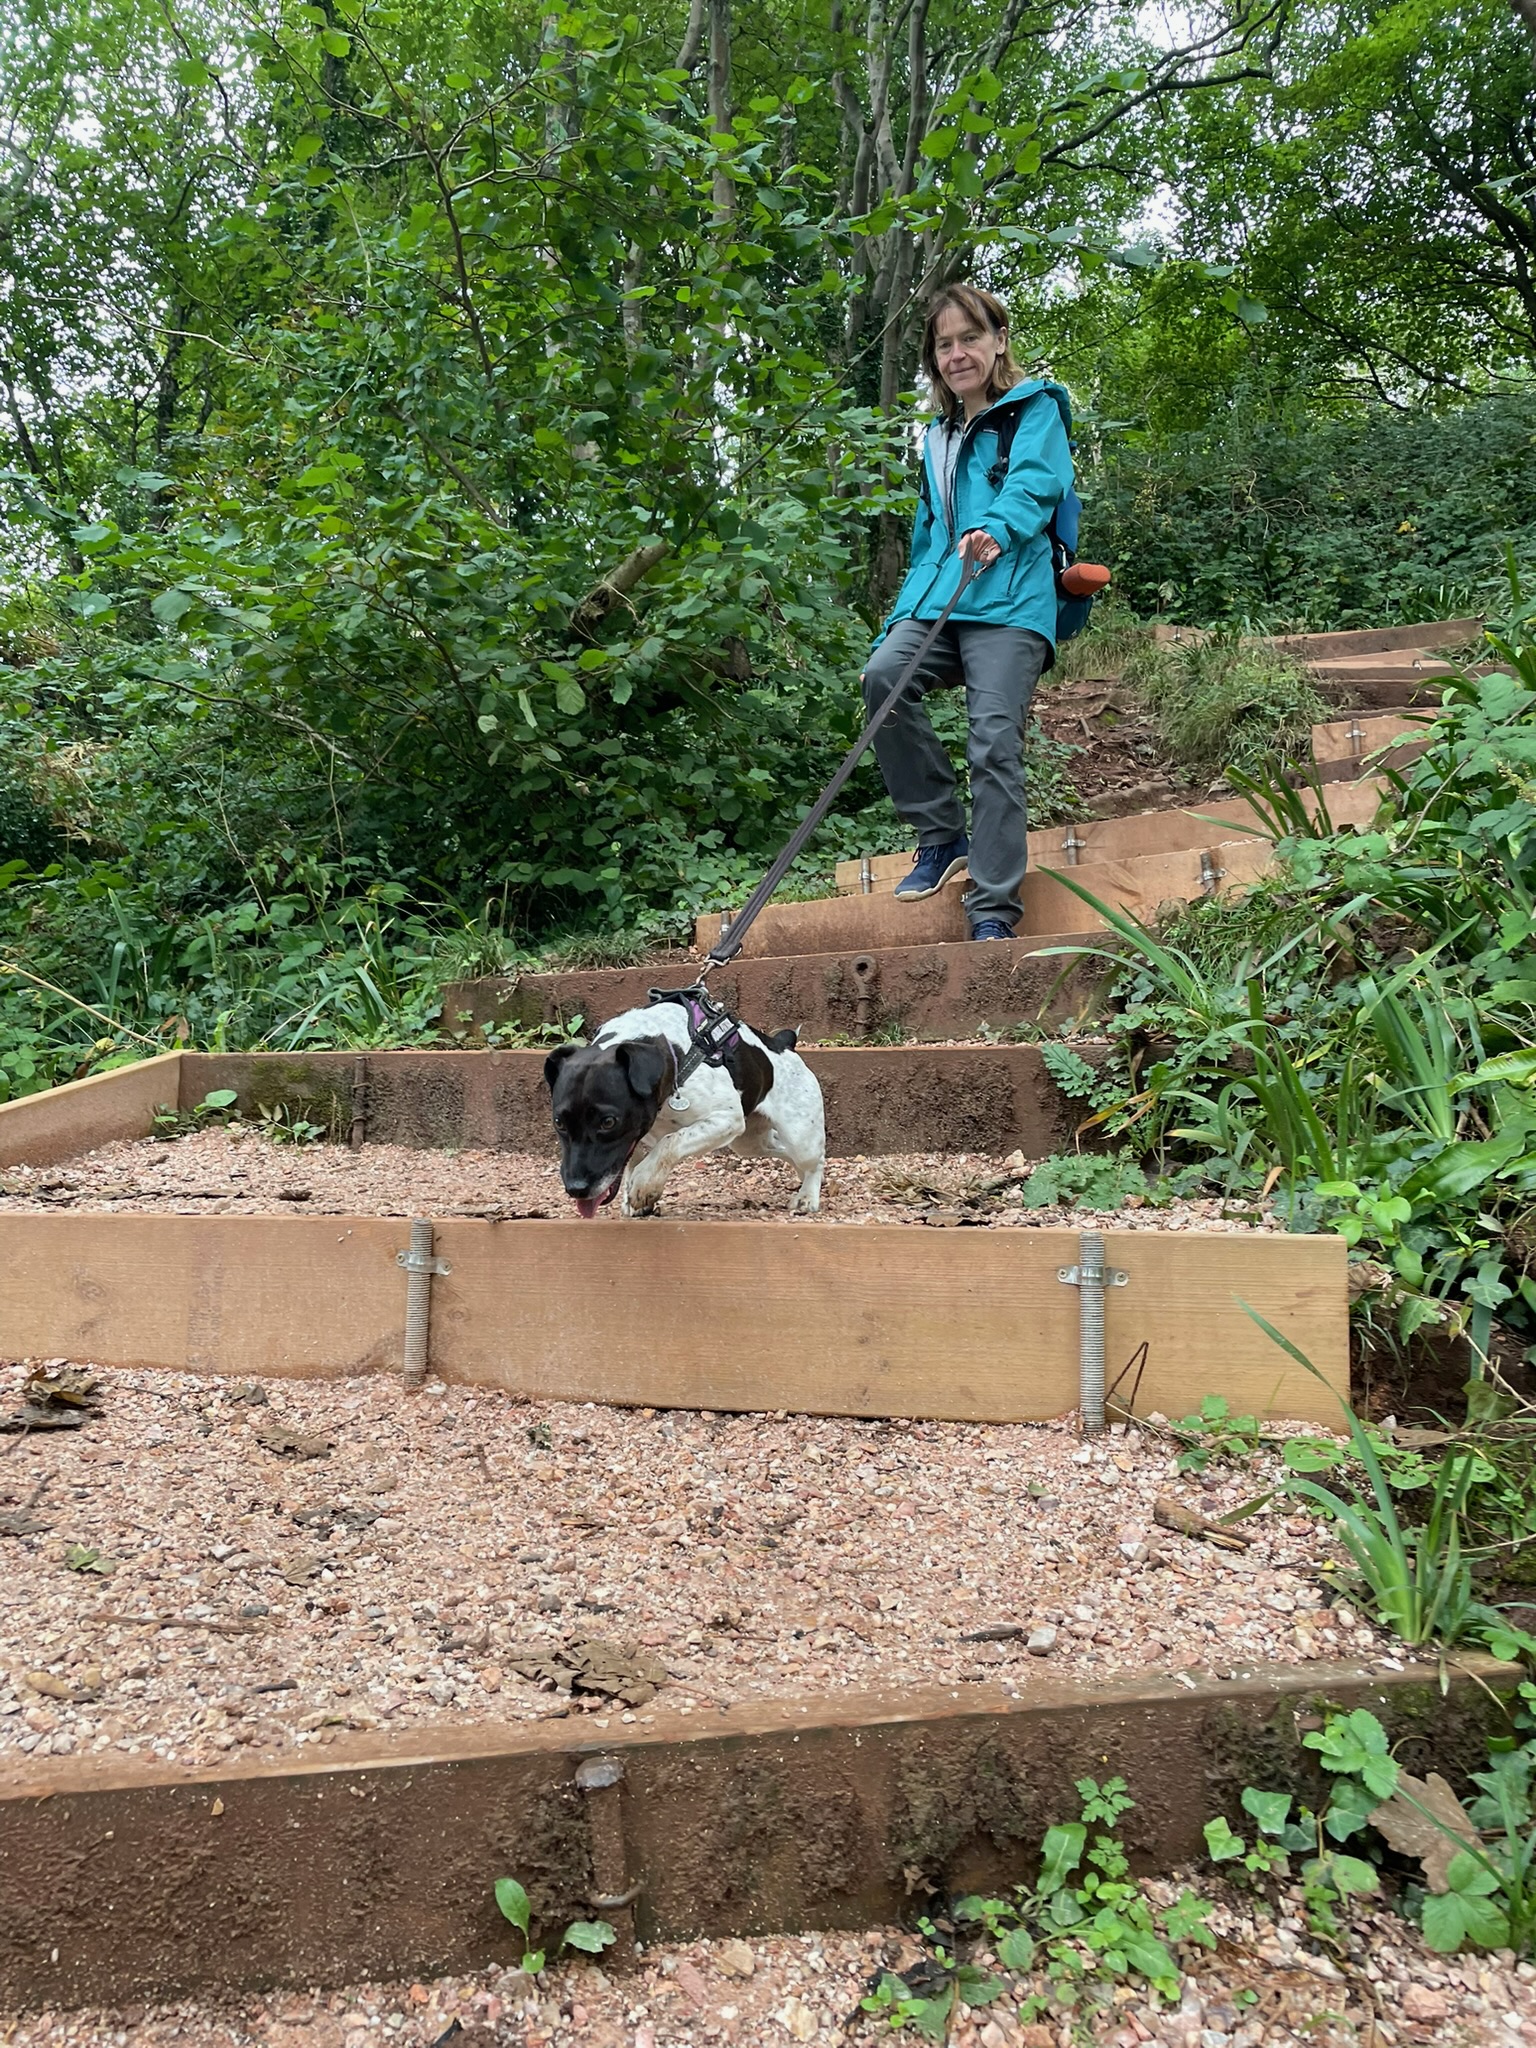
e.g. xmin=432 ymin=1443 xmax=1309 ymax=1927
xmin=1086 ymin=393 xmax=1536 ymax=629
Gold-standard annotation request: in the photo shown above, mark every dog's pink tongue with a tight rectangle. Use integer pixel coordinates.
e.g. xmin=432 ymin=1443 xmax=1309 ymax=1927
xmin=574 ymin=1197 xmax=601 ymax=1220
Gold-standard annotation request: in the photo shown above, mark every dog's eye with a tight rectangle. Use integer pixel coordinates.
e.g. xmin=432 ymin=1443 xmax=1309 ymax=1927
xmin=553 ymin=1117 xmax=567 ymax=1133
xmin=598 ymin=1115 xmax=618 ymax=1133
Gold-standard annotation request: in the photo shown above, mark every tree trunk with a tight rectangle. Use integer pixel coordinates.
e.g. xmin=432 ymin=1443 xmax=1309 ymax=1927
xmin=709 ymin=0 xmax=734 ymax=222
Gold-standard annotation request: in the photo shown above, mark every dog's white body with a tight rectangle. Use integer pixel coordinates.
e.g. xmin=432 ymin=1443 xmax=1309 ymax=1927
xmin=593 ymin=1005 xmax=825 ymax=1217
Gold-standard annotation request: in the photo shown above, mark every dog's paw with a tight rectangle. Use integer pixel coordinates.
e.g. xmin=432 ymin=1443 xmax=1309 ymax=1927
xmin=789 ymin=1193 xmax=822 ymax=1216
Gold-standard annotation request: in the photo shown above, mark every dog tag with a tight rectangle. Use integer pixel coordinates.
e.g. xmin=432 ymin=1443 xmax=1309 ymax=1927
xmin=667 ymin=1092 xmax=690 ymax=1112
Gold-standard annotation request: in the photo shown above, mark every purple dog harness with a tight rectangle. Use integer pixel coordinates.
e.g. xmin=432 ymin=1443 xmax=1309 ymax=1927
xmin=646 ymin=984 xmax=743 ymax=1091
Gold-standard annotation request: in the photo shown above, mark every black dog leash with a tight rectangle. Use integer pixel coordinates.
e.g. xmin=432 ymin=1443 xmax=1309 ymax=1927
xmin=701 ymin=553 xmax=985 ymax=973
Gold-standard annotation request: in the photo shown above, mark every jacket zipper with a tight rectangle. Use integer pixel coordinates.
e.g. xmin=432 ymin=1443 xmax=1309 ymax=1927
xmin=933 ymin=393 xmax=1007 ymax=536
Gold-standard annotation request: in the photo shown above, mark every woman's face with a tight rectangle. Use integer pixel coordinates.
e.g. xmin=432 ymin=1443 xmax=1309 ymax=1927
xmin=932 ymin=303 xmax=1005 ymax=408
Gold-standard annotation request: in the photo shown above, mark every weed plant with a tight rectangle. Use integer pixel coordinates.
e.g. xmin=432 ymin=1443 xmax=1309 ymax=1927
xmin=1123 ymin=631 xmax=1329 ymax=777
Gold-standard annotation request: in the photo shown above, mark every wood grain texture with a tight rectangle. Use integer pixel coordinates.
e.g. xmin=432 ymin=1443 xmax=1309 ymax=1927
xmin=0 ymin=1213 xmax=1346 ymax=1423
xmin=834 ymin=780 xmax=1385 ymax=895
xmin=0 ymin=1054 xmax=182 ymax=1169
xmin=174 ymin=1046 xmax=1099 ymax=1159
xmin=445 ymin=935 xmax=1106 ymax=1044
xmin=0 ymin=1214 xmax=408 ymax=1377
xmin=1311 ymin=711 xmax=1433 ymax=764
xmin=708 ymin=839 xmax=1276 ymax=958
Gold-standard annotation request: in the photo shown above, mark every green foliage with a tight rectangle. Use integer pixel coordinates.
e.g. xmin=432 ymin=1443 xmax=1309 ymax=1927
xmin=1045 ymin=574 xmax=1536 ymax=1372
xmin=493 ymin=1875 xmax=614 ymax=1975
xmin=1169 ymin=1394 xmax=1262 ymax=1474
xmin=1125 ymin=633 xmax=1329 ymax=776
xmin=1017 ymin=1150 xmax=1162 ymax=1211
xmin=864 ymin=1778 xmax=1213 ymax=2034
xmin=1082 ymin=396 xmax=1536 ymax=629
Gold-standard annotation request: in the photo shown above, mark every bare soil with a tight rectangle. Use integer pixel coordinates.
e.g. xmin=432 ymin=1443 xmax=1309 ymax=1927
xmin=0 ymin=1364 xmax=1367 ymax=1780
xmin=0 ymin=1130 xmax=1285 ymax=1231
xmin=1035 ymin=673 xmax=1210 ymax=821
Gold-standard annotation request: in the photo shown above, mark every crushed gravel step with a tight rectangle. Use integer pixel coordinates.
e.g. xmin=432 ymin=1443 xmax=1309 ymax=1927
xmin=0 ymin=1365 xmax=1368 ymax=1778
xmin=0 ymin=1130 xmax=1286 ymax=1231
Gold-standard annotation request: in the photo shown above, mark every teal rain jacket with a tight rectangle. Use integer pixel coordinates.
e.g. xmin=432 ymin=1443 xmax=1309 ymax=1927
xmin=877 ymin=377 xmax=1074 ymax=648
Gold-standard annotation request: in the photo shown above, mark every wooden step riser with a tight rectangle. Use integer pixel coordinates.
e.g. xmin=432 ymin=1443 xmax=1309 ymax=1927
xmin=154 ymin=1048 xmax=1104 ymax=1165
xmin=1153 ymin=618 xmax=1481 ymax=658
xmin=0 ymin=1211 xmax=1347 ymax=1425
xmin=1311 ymin=710 xmax=1433 ymax=766
xmin=836 ymin=781 xmax=1383 ymax=896
xmin=703 ymin=841 xmax=1276 ymax=961
xmin=444 ymin=937 xmax=1107 ymax=1045
xmin=6 ymin=1656 xmax=1500 ymax=2011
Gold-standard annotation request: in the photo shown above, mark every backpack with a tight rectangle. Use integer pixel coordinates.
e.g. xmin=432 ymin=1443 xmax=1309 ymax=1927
xmin=919 ymin=384 xmax=1106 ymax=646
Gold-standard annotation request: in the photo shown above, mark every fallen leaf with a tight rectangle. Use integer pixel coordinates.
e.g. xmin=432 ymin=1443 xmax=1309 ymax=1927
xmin=253 ymin=1421 xmax=332 ymax=1459
xmin=1368 ymin=1771 xmax=1479 ymax=1892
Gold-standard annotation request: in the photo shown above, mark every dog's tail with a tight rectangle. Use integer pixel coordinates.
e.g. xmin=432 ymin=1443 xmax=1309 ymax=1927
xmin=764 ymin=1026 xmax=799 ymax=1053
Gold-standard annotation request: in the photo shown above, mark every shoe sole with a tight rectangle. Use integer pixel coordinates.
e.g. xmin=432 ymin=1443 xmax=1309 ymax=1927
xmin=893 ymin=855 xmax=970 ymax=901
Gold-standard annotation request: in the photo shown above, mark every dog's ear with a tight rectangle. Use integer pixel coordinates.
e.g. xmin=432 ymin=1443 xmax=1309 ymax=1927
xmin=543 ymin=1043 xmax=585 ymax=1094
xmin=617 ymin=1035 xmax=673 ymax=1102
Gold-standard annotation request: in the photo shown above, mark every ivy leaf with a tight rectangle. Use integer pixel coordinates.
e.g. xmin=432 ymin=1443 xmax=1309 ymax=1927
xmin=996 ymin=1926 xmax=1035 ymax=1971
xmin=563 ymin=1919 xmax=616 ymax=1954
xmin=1421 ymin=1854 xmax=1509 ymax=1953
xmin=1241 ymin=1788 xmax=1293 ymax=1837
xmin=1203 ymin=1816 xmax=1246 ymax=1862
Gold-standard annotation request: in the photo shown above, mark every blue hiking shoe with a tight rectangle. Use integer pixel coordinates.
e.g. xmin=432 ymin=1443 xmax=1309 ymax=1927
xmin=893 ymin=836 xmax=970 ymax=901
xmin=969 ymin=918 xmax=1016 ymax=942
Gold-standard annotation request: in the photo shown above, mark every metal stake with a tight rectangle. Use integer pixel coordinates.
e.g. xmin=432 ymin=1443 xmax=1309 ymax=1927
xmin=859 ymin=856 xmax=874 ymax=895
xmin=1059 ymin=1231 xmax=1127 ymax=1434
xmin=577 ymin=1753 xmax=639 ymax=1966
xmin=398 ymin=1218 xmax=451 ymax=1388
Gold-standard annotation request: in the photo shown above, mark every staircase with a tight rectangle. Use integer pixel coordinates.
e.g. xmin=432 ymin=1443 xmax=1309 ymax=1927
xmin=445 ymin=618 xmax=1473 ymax=1049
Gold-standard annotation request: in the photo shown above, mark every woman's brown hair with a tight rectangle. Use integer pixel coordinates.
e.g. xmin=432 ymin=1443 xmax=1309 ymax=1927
xmin=920 ymin=284 xmax=1025 ymax=423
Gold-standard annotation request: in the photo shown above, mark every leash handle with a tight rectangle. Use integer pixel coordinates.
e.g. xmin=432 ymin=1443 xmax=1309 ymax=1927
xmin=706 ymin=553 xmax=985 ymax=969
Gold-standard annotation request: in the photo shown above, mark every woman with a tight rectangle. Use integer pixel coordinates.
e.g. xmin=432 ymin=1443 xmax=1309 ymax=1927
xmin=861 ymin=284 xmax=1074 ymax=941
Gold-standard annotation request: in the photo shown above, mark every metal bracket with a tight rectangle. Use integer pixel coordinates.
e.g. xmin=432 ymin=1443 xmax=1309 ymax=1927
xmin=1199 ymin=849 xmax=1225 ymax=895
xmin=396 ymin=1245 xmax=452 ymax=1277
xmin=1061 ymin=828 xmax=1087 ymax=867
xmin=1058 ymin=1263 xmax=1128 ymax=1287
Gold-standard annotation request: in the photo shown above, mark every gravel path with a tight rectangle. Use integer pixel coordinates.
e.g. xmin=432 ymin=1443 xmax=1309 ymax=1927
xmin=0 ymin=1131 xmax=1285 ymax=1231
xmin=0 ymin=1364 xmax=1367 ymax=1776
xmin=6 ymin=1896 xmax=1533 ymax=2047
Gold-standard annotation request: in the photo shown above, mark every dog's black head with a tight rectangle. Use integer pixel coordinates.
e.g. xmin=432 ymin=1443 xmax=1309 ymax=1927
xmin=543 ymin=1036 xmax=673 ymax=1218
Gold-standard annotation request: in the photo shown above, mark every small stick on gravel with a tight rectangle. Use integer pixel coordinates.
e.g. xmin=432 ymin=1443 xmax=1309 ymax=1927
xmin=86 ymin=1610 xmax=264 ymax=1635
xmin=1154 ymin=1493 xmax=1255 ymax=1551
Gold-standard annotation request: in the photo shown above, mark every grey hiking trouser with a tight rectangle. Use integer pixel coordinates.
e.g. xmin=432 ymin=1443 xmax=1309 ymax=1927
xmin=861 ymin=620 xmax=1051 ymax=926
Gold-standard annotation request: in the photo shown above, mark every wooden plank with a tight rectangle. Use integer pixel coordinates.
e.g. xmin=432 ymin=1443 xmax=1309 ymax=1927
xmin=431 ymin=1219 xmax=1349 ymax=1425
xmin=446 ymin=933 xmax=1109 ymax=1044
xmin=0 ymin=1214 xmax=408 ymax=1377
xmin=179 ymin=1046 xmax=1099 ymax=1159
xmin=0 ymin=1658 xmax=1502 ymax=2011
xmin=834 ymin=779 xmax=1385 ymax=895
xmin=1311 ymin=711 xmax=1433 ymax=765
xmin=0 ymin=1213 xmax=1347 ymax=1425
xmin=1271 ymin=618 xmax=1481 ymax=659
xmin=706 ymin=839 xmax=1277 ymax=959
xmin=0 ymin=1053 xmax=182 ymax=1170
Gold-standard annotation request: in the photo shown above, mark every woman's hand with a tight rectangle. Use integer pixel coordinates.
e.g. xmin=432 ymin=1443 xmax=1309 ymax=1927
xmin=958 ymin=528 xmax=1002 ymax=568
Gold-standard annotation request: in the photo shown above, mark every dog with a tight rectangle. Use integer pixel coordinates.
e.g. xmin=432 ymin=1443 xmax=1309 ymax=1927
xmin=543 ymin=998 xmax=825 ymax=1219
